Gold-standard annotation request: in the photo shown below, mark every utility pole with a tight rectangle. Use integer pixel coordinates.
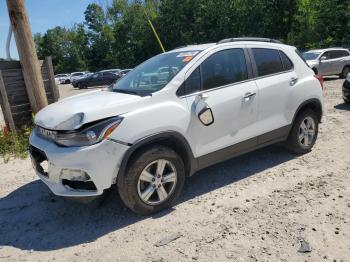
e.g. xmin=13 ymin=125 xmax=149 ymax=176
xmin=143 ymin=9 xmax=165 ymax=53
xmin=6 ymin=0 xmax=48 ymax=113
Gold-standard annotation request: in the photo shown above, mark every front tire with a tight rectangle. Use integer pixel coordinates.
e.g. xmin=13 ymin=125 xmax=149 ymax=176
xmin=117 ymin=145 xmax=185 ymax=215
xmin=286 ymin=109 xmax=319 ymax=154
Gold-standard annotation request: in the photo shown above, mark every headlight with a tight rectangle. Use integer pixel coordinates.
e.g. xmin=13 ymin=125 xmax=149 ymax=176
xmin=38 ymin=117 xmax=123 ymax=147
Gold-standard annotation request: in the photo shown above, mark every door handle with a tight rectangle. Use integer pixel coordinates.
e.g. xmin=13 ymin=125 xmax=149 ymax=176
xmin=243 ymin=92 xmax=256 ymax=100
xmin=290 ymin=77 xmax=298 ymax=86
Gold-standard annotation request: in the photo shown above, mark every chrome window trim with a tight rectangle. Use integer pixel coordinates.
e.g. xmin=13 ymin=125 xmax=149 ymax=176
xmin=177 ymin=46 xmax=296 ymax=99
xmin=178 ymin=68 xmax=294 ymax=98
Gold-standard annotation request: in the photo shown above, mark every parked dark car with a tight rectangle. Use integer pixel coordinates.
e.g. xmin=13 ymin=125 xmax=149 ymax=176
xmin=72 ymin=71 xmax=120 ymax=89
xmin=343 ymin=74 xmax=350 ymax=103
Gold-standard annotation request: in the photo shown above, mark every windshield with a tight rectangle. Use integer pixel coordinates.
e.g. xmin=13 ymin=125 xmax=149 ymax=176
xmin=112 ymin=51 xmax=200 ymax=96
xmin=302 ymin=52 xmax=321 ymax=61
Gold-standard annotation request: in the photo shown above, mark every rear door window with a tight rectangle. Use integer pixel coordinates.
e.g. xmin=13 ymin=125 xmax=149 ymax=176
xmin=330 ymin=51 xmax=341 ymax=59
xmin=252 ymin=48 xmax=284 ymax=77
xmin=340 ymin=50 xmax=350 ymax=57
xmin=331 ymin=50 xmax=350 ymax=58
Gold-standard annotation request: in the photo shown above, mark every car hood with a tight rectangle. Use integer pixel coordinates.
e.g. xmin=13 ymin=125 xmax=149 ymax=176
xmin=35 ymin=89 xmax=147 ymax=130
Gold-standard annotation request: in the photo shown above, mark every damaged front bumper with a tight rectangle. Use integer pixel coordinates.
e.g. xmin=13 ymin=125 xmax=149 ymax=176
xmin=29 ymin=130 xmax=129 ymax=197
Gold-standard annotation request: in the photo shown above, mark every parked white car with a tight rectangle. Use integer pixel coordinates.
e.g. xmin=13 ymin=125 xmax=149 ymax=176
xmin=30 ymin=38 xmax=324 ymax=215
xmin=54 ymin=74 xmax=70 ymax=84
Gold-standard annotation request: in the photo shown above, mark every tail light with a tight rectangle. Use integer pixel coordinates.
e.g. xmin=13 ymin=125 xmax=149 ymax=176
xmin=314 ymin=75 xmax=324 ymax=90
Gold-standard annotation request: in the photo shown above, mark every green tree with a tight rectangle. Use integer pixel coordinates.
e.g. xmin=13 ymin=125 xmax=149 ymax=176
xmin=35 ymin=0 xmax=350 ymax=73
xmin=108 ymin=0 xmax=160 ymax=67
xmin=84 ymin=3 xmax=115 ymax=71
xmin=313 ymin=0 xmax=350 ymax=47
xmin=35 ymin=26 xmax=87 ymax=73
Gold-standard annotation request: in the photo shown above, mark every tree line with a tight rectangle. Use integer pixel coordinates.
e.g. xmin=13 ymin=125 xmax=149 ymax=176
xmin=34 ymin=0 xmax=350 ymax=74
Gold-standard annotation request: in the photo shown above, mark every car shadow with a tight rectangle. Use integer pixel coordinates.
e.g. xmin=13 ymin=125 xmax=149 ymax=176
xmin=0 ymin=145 xmax=295 ymax=251
xmin=334 ymin=102 xmax=350 ymax=111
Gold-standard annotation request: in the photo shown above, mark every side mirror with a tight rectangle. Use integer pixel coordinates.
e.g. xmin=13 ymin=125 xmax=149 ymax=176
xmin=198 ymin=106 xmax=214 ymax=126
xmin=320 ymin=56 xmax=327 ymax=61
xmin=195 ymin=93 xmax=214 ymax=126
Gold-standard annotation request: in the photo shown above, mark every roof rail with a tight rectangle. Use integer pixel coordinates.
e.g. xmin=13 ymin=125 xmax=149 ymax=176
xmin=217 ymin=37 xmax=283 ymax=45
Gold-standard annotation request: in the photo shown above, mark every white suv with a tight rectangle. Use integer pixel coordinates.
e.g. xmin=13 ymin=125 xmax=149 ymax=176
xmin=29 ymin=38 xmax=324 ymax=215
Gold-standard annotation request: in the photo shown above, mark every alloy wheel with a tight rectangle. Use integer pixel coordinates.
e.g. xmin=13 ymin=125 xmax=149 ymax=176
xmin=298 ymin=116 xmax=316 ymax=147
xmin=137 ymin=159 xmax=177 ymax=205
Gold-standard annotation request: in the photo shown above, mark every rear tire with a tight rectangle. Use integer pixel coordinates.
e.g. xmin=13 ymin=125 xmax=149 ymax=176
xmin=286 ymin=109 xmax=319 ymax=154
xmin=117 ymin=145 xmax=185 ymax=215
xmin=340 ymin=66 xmax=350 ymax=79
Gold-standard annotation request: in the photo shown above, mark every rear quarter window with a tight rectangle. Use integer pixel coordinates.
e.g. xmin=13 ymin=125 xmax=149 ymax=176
xmin=279 ymin=51 xmax=294 ymax=71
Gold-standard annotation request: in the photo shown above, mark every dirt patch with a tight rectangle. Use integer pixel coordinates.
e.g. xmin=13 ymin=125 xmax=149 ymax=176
xmin=0 ymin=78 xmax=349 ymax=261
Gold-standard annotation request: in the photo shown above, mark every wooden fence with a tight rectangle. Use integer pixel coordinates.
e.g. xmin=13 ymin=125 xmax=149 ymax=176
xmin=0 ymin=56 xmax=59 ymax=133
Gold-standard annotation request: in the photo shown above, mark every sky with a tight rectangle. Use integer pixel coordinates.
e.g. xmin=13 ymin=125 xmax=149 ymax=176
xmin=0 ymin=0 xmax=99 ymax=59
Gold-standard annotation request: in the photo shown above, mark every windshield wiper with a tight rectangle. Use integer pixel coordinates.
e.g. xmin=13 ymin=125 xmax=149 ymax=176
xmin=113 ymin=89 xmax=141 ymax=96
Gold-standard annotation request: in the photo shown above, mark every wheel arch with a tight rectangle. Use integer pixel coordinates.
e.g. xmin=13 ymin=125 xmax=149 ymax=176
xmin=117 ymin=131 xmax=197 ymax=181
xmin=292 ymin=98 xmax=323 ymax=124
xmin=340 ymin=65 xmax=350 ymax=78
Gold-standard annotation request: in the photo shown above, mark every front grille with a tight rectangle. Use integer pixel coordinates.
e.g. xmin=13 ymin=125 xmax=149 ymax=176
xmin=29 ymin=145 xmax=49 ymax=177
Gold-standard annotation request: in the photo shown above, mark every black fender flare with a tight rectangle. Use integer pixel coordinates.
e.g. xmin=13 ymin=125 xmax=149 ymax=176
xmin=117 ymin=131 xmax=197 ymax=180
xmin=291 ymin=98 xmax=323 ymax=125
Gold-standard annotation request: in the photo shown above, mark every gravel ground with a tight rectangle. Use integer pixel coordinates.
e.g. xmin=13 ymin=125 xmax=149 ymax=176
xmin=0 ymin=79 xmax=349 ymax=262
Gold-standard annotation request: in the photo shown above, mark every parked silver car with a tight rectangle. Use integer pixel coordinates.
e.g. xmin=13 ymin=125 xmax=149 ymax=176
xmin=303 ymin=48 xmax=350 ymax=78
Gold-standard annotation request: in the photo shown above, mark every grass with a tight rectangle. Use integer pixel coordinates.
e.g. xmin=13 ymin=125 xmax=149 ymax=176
xmin=0 ymin=126 xmax=31 ymax=162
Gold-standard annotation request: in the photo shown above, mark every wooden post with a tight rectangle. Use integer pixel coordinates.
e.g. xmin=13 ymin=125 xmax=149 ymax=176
xmin=6 ymin=0 xmax=48 ymax=113
xmin=0 ymin=71 xmax=17 ymax=133
xmin=45 ymin=56 xmax=60 ymax=102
